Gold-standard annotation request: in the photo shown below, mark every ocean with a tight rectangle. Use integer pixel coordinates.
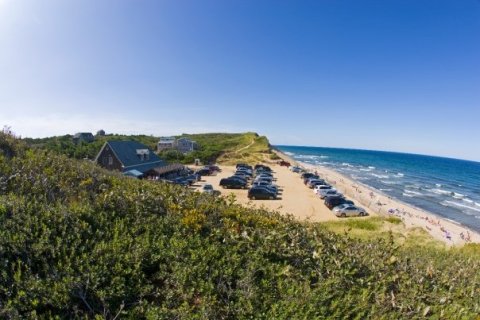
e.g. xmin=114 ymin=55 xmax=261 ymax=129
xmin=276 ymin=145 xmax=480 ymax=233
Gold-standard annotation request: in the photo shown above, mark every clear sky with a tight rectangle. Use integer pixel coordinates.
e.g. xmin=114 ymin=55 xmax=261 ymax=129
xmin=1 ymin=0 xmax=479 ymax=161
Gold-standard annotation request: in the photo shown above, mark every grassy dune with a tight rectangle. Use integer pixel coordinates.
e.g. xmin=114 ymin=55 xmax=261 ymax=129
xmin=1 ymin=131 xmax=480 ymax=318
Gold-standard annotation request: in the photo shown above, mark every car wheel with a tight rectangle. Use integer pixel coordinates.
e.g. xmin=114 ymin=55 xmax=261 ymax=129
xmin=251 ymin=196 xmax=256 ymax=200
xmin=341 ymin=213 xmax=346 ymax=218
xmin=269 ymin=196 xmax=274 ymax=200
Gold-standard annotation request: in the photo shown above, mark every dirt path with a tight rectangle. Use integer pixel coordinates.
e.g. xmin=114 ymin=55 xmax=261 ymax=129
xmin=235 ymin=139 xmax=255 ymax=154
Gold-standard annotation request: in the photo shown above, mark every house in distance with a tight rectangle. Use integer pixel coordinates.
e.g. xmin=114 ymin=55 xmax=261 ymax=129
xmin=95 ymin=140 xmax=184 ymax=179
xmin=157 ymin=136 xmax=198 ymax=154
xmin=73 ymin=132 xmax=95 ymax=144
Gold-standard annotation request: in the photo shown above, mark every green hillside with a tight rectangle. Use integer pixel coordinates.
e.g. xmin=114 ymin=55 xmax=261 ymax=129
xmin=24 ymin=132 xmax=272 ymax=165
xmin=1 ymin=131 xmax=479 ymax=318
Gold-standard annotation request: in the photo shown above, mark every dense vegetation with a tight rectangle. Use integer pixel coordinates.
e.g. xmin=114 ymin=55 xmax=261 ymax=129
xmin=24 ymin=134 xmax=158 ymax=161
xmin=25 ymin=132 xmax=271 ymax=165
xmin=1 ymin=132 xmax=480 ymax=318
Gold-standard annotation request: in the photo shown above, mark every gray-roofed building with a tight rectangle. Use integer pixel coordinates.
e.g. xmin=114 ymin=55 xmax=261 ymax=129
xmin=157 ymin=136 xmax=176 ymax=152
xmin=95 ymin=141 xmax=182 ymax=178
xmin=73 ymin=132 xmax=95 ymax=144
xmin=176 ymin=137 xmax=198 ymax=154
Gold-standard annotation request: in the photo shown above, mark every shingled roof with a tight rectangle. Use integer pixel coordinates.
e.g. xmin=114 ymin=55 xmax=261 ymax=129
xmin=95 ymin=141 xmax=166 ymax=173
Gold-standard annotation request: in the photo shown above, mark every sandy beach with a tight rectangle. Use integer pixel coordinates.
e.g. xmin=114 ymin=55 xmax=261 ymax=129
xmin=193 ymin=151 xmax=480 ymax=246
xmin=274 ymin=150 xmax=480 ymax=246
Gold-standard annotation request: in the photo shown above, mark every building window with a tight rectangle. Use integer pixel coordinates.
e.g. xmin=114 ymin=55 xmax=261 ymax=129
xmin=108 ymin=156 xmax=113 ymax=165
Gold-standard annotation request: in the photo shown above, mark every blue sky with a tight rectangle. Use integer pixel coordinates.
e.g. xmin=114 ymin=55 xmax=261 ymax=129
xmin=0 ymin=0 xmax=479 ymax=161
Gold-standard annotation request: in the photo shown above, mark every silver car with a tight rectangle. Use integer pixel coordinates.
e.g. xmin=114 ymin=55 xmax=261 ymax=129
xmin=334 ymin=205 xmax=367 ymax=217
xmin=318 ymin=189 xmax=342 ymax=199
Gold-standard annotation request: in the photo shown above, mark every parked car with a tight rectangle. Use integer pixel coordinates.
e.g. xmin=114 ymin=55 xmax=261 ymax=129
xmin=248 ymin=186 xmax=277 ymax=200
xmin=236 ymin=168 xmax=253 ymax=175
xmin=219 ymin=178 xmax=247 ymax=189
xmin=234 ymin=172 xmax=251 ymax=180
xmin=229 ymin=175 xmax=248 ymax=184
xmin=278 ymin=160 xmax=291 ymax=167
xmin=301 ymin=172 xmax=317 ymax=180
xmin=202 ymin=184 xmax=214 ymax=194
xmin=237 ymin=167 xmax=253 ymax=175
xmin=334 ymin=205 xmax=367 ymax=217
xmin=256 ymin=173 xmax=273 ymax=180
xmin=252 ymin=181 xmax=278 ymax=194
xmin=254 ymin=164 xmax=272 ymax=172
xmin=236 ymin=163 xmax=253 ymax=170
xmin=324 ymin=196 xmax=354 ymax=210
xmin=195 ymin=168 xmax=211 ymax=176
xmin=172 ymin=177 xmax=190 ymax=186
xmin=306 ymin=179 xmax=326 ymax=188
xmin=289 ymin=166 xmax=302 ymax=173
xmin=208 ymin=165 xmax=221 ymax=172
xmin=318 ymin=189 xmax=342 ymax=199
xmin=184 ymin=174 xmax=199 ymax=185
xmin=255 ymin=176 xmax=273 ymax=184
xmin=313 ymin=184 xmax=333 ymax=193
xmin=303 ymin=175 xmax=320 ymax=184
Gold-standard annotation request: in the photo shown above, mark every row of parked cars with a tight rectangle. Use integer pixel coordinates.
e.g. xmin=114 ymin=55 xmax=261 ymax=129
xmin=167 ymin=165 xmax=221 ymax=186
xmin=300 ymin=172 xmax=368 ymax=217
xmin=219 ymin=163 xmax=279 ymax=200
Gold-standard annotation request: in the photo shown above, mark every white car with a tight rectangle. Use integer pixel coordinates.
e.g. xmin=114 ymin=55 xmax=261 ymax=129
xmin=289 ymin=166 xmax=302 ymax=173
xmin=318 ymin=189 xmax=342 ymax=199
xmin=313 ymin=184 xmax=334 ymax=194
xmin=334 ymin=205 xmax=367 ymax=217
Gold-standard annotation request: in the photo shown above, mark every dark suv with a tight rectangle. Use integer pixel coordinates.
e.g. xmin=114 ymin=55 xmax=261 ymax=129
xmin=324 ymin=196 xmax=354 ymax=210
xmin=219 ymin=178 xmax=247 ymax=189
xmin=248 ymin=186 xmax=276 ymax=200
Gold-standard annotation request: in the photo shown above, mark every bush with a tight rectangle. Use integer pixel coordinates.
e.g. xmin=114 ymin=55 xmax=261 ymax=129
xmin=1 ymin=133 xmax=479 ymax=318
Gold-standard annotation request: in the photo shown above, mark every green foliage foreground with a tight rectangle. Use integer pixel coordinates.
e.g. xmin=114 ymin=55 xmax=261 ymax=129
xmin=1 ymin=133 xmax=479 ymax=319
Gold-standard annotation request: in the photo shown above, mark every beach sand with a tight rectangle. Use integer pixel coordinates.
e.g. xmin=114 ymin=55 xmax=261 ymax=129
xmin=273 ymin=150 xmax=480 ymax=246
xmin=192 ymin=153 xmax=480 ymax=246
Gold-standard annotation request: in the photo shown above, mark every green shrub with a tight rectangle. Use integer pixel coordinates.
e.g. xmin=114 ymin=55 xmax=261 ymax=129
xmin=1 ymin=133 xmax=479 ymax=318
xmin=386 ymin=216 xmax=403 ymax=225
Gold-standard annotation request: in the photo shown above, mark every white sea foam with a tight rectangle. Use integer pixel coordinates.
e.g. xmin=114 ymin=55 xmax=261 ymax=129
xmin=380 ymin=180 xmax=397 ymax=185
xmin=475 ymin=216 xmax=480 ymax=220
xmin=463 ymin=198 xmax=473 ymax=204
xmin=396 ymin=173 xmax=404 ymax=177
xmin=435 ymin=183 xmax=442 ymax=187
xmin=284 ymin=152 xmax=294 ymax=156
xmin=453 ymin=193 xmax=465 ymax=199
xmin=402 ymin=193 xmax=414 ymax=197
xmin=442 ymin=200 xmax=480 ymax=213
xmin=430 ymin=188 xmax=452 ymax=196
xmin=296 ymin=155 xmax=320 ymax=160
xmin=410 ymin=184 xmax=423 ymax=190
xmin=368 ymin=166 xmax=375 ymax=169
xmin=319 ymin=155 xmax=329 ymax=159
xmin=475 ymin=202 xmax=480 ymax=207
xmin=380 ymin=188 xmax=393 ymax=191
xmin=371 ymin=173 xmax=389 ymax=179
xmin=404 ymin=189 xmax=423 ymax=196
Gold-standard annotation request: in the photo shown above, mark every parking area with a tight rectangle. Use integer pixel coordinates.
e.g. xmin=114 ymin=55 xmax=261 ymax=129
xmin=192 ymin=164 xmax=342 ymax=222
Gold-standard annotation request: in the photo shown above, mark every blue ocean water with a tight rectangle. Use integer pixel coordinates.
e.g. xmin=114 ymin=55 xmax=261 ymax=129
xmin=276 ymin=145 xmax=480 ymax=232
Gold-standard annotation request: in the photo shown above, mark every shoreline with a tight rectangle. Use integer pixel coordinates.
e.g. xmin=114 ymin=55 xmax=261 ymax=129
xmin=273 ymin=149 xmax=480 ymax=246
